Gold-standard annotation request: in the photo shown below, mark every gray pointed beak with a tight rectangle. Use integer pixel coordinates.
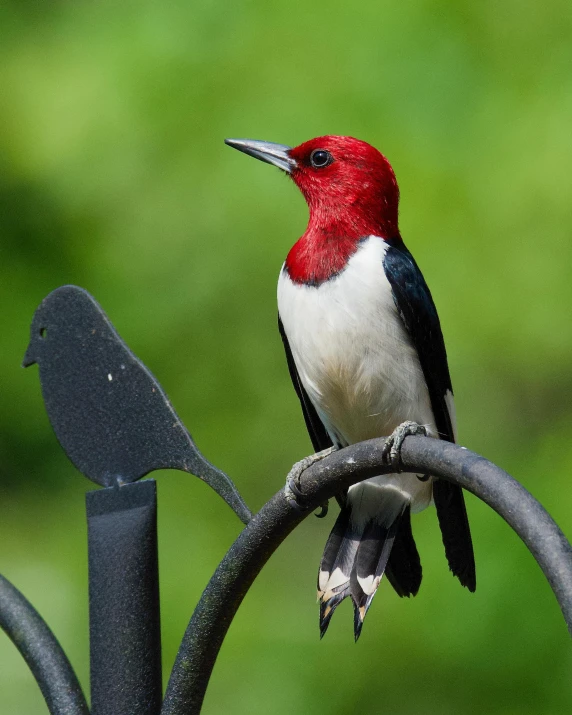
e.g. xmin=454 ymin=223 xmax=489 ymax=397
xmin=225 ymin=138 xmax=296 ymax=174
xmin=22 ymin=343 xmax=36 ymax=368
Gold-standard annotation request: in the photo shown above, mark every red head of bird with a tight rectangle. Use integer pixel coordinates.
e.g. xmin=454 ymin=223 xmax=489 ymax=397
xmin=226 ymin=135 xmax=401 ymax=284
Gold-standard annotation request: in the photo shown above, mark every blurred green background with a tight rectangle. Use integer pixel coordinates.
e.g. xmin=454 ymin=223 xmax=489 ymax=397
xmin=1 ymin=1 xmax=571 ymax=713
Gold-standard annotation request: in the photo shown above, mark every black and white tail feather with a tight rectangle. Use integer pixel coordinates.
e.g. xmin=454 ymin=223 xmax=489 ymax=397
xmin=318 ymin=505 xmax=405 ymax=640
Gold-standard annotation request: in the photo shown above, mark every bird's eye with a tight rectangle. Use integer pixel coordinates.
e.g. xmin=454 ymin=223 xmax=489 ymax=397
xmin=310 ymin=149 xmax=333 ymax=169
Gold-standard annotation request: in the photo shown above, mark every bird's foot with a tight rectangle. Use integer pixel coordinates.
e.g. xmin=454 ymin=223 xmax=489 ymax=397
xmin=382 ymin=421 xmax=427 ymax=471
xmin=284 ymin=446 xmax=337 ymax=516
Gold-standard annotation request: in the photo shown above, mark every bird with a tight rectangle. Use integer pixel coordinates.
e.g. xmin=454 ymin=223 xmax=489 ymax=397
xmin=23 ymin=284 xmax=252 ymax=525
xmin=225 ymin=135 xmax=476 ymax=639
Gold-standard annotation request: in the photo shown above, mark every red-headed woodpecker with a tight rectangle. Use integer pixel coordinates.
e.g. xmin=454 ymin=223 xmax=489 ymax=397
xmin=225 ymin=136 xmax=476 ymax=640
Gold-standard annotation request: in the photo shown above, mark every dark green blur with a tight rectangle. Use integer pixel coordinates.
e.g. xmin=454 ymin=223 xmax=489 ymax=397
xmin=1 ymin=2 xmax=571 ymax=713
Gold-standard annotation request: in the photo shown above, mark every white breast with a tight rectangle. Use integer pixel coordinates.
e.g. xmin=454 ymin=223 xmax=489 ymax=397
xmin=278 ymin=235 xmax=438 ymax=515
xmin=278 ymin=236 xmax=437 ymax=444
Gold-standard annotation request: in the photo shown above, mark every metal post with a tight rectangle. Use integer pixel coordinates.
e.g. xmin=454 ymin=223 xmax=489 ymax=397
xmin=87 ymin=479 xmax=162 ymax=715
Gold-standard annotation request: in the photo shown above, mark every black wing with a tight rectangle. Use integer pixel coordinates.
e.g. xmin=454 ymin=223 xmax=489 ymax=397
xmin=278 ymin=316 xmax=333 ymax=454
xmin=278 ymin=315 xmax=348 ymax=517
xmin=383 ymin=241 xmax=476 ymax=591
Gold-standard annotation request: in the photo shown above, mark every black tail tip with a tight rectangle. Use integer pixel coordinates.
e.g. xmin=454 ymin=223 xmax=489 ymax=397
xmin=464 ymin=575 xmax=477 ymax=593
xmin=319 ymin=599 xmax=336 ymax=639
xmin=456 ymin=567 xmax=476 ymax=593
xmin=319 ymin=590 xmax=349 ymax=638
xmin=353 ymin=605 xmax=365 ymax=641
xmin=321 ymin=602 xmax=366 ymax=641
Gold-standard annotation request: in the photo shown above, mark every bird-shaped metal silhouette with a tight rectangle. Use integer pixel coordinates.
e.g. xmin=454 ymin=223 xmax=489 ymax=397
xmin=23 ymin=285 xmax=252 ymax=525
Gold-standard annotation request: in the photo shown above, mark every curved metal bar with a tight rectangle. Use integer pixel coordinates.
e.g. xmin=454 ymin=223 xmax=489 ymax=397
xmin=162 ymin=436 xmax=572 ymax=715
xmin=0 ymin=574 xmax=90 ymax=715
xmin=399 ymin=438 xmax=572 ymax=629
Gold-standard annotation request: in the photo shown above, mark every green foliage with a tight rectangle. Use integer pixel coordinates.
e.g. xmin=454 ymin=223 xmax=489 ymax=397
xmin=1 ymin=2 xmax=571 ymax=713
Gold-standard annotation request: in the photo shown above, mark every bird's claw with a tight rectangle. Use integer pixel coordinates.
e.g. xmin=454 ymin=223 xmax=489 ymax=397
xmin=284 ymin=446 xmax=337 ymax=515
xmin=382 ymin=421 xmax=427 ymax=471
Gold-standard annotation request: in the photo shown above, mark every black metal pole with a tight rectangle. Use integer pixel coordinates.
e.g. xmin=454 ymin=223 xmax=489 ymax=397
xmin=87 ymin=479 xmax=162 ymax=715
xmin=162 ymin=435 xmax=572 ymax=715
xmin=0 ymin=574 xmax=90 ymax=715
